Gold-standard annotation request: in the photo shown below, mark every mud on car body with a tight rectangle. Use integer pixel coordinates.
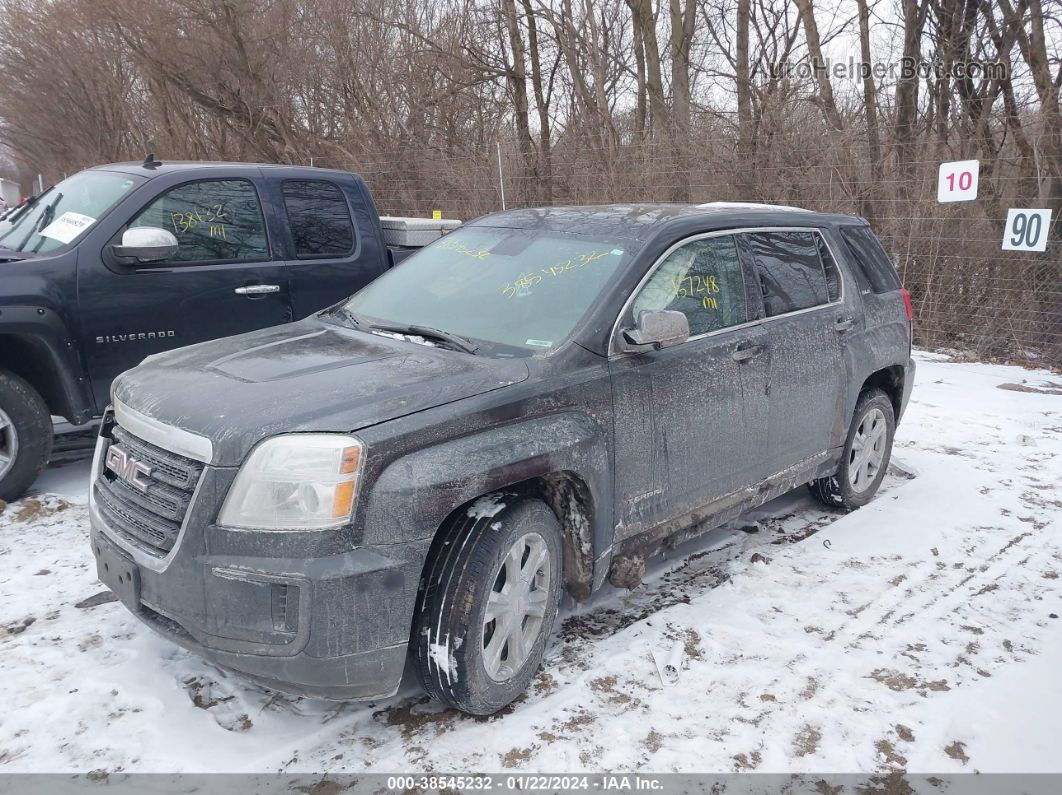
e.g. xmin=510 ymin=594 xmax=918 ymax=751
xmin=89 ymin=202 xmax=915 ymax=715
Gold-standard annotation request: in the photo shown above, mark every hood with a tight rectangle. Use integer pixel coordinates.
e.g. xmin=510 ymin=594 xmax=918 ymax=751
xmin=112 ymin=317 xmax=529 ymax=466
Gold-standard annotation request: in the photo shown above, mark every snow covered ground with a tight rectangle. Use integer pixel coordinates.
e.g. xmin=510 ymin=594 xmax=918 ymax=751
xmin=0 ymin=351 xmax=1059 ymax=774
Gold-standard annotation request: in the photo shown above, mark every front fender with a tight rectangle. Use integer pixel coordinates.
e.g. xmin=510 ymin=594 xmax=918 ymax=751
xmin=0 ymin=305 xmax=94 ymax=422
xmin=358 ymin=412 xmax=613 ymax=592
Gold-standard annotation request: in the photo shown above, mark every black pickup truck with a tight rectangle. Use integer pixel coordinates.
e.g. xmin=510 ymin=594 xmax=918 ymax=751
xmin=0 ymin=158 xmax=445 ymax=500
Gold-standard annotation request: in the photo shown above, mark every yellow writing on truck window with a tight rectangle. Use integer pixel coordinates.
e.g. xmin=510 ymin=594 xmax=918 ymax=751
xmin=170 ymin=205 xmax=228 ymax=236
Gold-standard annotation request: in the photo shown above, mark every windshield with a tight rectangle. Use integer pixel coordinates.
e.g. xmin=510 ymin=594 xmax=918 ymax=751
xmin=0 ymin=170 xmax=143 ymax=254
xmin=343 ymin=226 xmax=630 ymax=355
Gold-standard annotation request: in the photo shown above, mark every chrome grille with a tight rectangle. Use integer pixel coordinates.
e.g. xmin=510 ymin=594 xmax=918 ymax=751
xmin=94 ymin=421 xmax=203 ymax=555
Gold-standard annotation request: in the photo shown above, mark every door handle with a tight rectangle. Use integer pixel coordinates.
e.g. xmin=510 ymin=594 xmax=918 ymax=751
xmin=834 ymin=316 xmax=854 ymax=332
xmin=732 ymin=344 xmax=764 ymax=362
xmin=235 ymin=284 xmax=280 ymax=296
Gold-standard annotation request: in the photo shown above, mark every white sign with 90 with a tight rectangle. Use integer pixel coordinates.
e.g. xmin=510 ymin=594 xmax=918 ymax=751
xmin=937 ymin=160 xmax=979 ymax=202
xmin=1002 ymin=209 xmax=1052 ymax=252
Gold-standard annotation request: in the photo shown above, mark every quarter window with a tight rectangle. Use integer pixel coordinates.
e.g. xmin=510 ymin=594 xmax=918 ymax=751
xmin=839 ymin=225 xmax=901 ymax=294
xmin=745 ymin=231 xmax=831 ymax=317
xmin=282 ymin=180 xmax=355 ymax=258
xmin=631 ymin=235 xmax=748 ymax=337
xmin=130 ymin=179 xmax=268 ymax=264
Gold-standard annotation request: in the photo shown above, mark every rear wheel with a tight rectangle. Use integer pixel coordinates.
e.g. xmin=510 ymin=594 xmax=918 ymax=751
xmin=809 ymin=388 xmax=895 ymax=510
xmin=0 ymin=371 xmax=52 ymax=502
xmin=413 ymin=497 xmax=563 ymax=715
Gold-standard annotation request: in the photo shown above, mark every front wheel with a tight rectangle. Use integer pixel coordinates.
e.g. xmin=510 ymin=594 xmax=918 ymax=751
xmin=413 ymin=497 xmax=563 ymax=715
xmin=809 ymin=388 xmax=895 ymax=510
xmin=0 ymin=371 xmax=53 ymax=502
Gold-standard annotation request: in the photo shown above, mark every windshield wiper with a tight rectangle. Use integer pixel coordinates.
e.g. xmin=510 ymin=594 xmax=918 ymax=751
xmin=13 ymin=191 xmax=62 ymax=252
xmin=369 ymin=322 xmax=480 ymax=354
xmin=36 ymin=193 xmax=61 ymax=231
xmin=0 ymin=247 xmax=31 ymax=262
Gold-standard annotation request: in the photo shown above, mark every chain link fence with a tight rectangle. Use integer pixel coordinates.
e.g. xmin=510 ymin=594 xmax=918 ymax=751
xmin=318 ymin=138 xmax=1059 ymax=369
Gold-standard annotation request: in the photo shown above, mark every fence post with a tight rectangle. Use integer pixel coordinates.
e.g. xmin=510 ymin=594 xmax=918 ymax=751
xmin=496 ymin=141 xmax=506 ymax=210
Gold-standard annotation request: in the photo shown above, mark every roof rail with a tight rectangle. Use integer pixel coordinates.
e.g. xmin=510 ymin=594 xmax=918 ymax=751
xmin=695 ymin=201 xmax=811 ymax=212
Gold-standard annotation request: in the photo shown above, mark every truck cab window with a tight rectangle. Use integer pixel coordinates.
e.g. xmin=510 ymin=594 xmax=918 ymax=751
xmin=130 ymin=179 xmax=268 ymax=264
xmin=745 ymin=231 xmax=830 ymax=316
xmin=282 ymin=180 xmax=355 ymax=258
xmin=631 ymin=235 xmax=747 ymax=336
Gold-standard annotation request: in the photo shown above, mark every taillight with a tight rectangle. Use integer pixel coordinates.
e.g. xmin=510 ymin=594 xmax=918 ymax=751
xmin=900 ymin=287 xmax=913 ymax=321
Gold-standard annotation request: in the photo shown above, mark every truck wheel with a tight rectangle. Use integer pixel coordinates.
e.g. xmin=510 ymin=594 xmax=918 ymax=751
xmin=808 ymin=388 xmax=895 ymax=511
xmin=413 ymin=497 xmax=563 ymax=715
xmin=0 ymin=371 xmax=53 ymax=502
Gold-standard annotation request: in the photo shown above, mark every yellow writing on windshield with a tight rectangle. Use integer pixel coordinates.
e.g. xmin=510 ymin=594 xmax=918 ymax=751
xmin=540 ymin=249 xmax=609 ymax=276
xmin=501 ymin=272 xmax=543 ymax=298
xmin=438 ymin=238 xmax=490 ymax=260
xmin=501 ymin=249 xmax=612 ymax=298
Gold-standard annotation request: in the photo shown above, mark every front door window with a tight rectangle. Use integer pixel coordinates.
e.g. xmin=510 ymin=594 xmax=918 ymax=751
xmin=631 ymin=235 xmax=748 ymax=336
xmin=129 ymin=179 xmax=269 ymax=264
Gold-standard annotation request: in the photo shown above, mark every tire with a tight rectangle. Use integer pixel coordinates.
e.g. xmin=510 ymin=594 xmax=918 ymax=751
xmin=413 ymin=496 xmax=563 ymax=715
xmin=0 ymin=370 xmax=53 ymax=502
xmin=808 ymin=388 xmax=895 ymax=511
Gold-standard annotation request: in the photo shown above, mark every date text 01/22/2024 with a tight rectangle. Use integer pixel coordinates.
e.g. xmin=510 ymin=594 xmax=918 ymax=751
xmin=384 ymin=775 xmax=665 ymax=791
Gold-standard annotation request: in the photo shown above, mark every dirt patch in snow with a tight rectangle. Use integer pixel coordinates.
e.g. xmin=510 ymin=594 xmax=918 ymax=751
xmin=1 ymin=617 xmax=36 ymax=637
xmin=13 ymin=497 xmax=71 ymax=522
xmin=997 ymin=382 xmax=1062 ymax=396
xmin=793 ymin=725 xmax=822 ymax=757
xmin=870 ymin=669 xmax=951 ymax=694
xmin=875 ymin=738 xmax=908 ymax=768
xmin=945 ymin=740 xmax=969 ymax=764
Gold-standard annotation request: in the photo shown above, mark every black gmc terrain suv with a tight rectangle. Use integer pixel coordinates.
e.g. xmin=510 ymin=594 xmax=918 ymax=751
xmin=89 ymin=202 xmax=914 ymax=714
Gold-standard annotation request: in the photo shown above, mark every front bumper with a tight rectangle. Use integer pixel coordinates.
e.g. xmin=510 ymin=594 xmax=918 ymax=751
xmin=89 ymin=446 xmax=428 ymax=701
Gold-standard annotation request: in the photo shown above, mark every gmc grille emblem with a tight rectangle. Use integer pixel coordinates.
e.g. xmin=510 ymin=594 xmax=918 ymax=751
xmin=105 ymin=446 xmax=154 ymax=492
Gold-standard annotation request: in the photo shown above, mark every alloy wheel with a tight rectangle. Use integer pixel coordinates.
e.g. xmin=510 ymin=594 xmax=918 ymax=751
xmin=482 ymin=531 xmax=551 ymax=682
xmin=0 ymin=408 xmax=18 ymax=482
xmin=848 ymin=407 xmax=887 ymax=493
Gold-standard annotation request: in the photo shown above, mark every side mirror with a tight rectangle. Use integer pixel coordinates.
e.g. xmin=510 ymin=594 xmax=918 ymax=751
xmin=112 ymin=227 xmax=178 ymax=263
xmin=621 ymin=309 xmax=690 ymax=350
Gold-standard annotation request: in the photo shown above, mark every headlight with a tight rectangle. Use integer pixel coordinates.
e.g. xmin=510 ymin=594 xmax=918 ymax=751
xmin=218 ymin=434 xmax=364 ymax=530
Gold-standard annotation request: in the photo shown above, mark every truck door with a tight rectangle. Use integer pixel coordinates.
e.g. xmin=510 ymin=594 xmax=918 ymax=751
xmin=78 ymin=175 xmax=294 ymax=410
xmin=263 ymin=172 xmax=390 ymax=317
xmin=609 ymin=233 xmax=770 ymax=541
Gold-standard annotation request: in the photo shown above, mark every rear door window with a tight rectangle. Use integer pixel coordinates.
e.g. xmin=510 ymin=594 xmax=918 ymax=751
xmin=130 ymin=179 xmax=269 ymax=264
xmin=631 ymin=235 xmax=748 ymax=336
xmin=744 ymin=231 xmax=831 ymax=317
xmin=839 ymin=225 xmax=901 ymax=293
xmin=282 ymin=180 xmax=355 ymax=258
